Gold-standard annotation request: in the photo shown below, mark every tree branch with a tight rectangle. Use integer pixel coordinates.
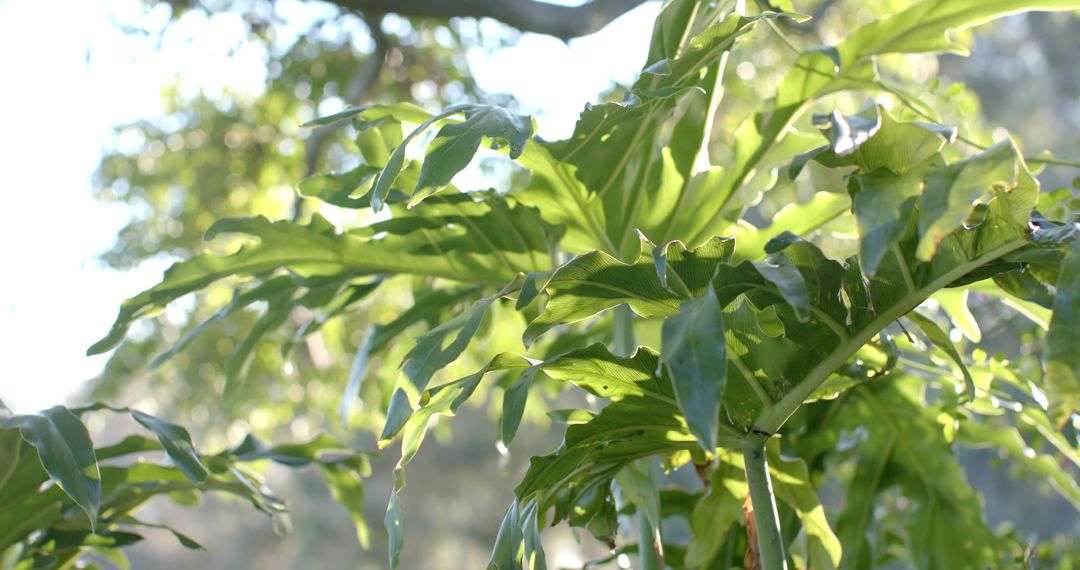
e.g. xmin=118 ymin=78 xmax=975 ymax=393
xmin=333 ymin=0 xmax=650 ymax=40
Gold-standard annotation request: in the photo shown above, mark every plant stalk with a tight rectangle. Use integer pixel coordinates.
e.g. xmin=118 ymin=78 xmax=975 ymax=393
xmin=742 ymin=436 xmax=787 ymax=570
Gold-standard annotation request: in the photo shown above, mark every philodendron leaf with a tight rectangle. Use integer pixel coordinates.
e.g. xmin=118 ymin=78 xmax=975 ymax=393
xmin=851 ymin=169 xmax=924 ymax=275
xmin=370 ymin=105 xmax=464 ymax=212
xmin=401 ymin=298 xmax=493 ymax=392
xmin=91 ymin=194 xmax=558 ymax=357
xmin=660 ymin=287 xmax=726 ymax=452
xmin=488 ymin=501 xmax=523 ymax=570
xmin=1 ymin=407 xmax=101 ymax=524
xmin=523 ymin=237 xmax=731 ymax=346
xmin=766 ymin=444 xmax=842 ymax=570
xmin=837 ymin=0 xmax=1080 ymax=59
xmin=129 ymin=410 xmax=208 ymax=483
xmin=794 ymin=106 xmax=955 ymax=179
xmin=414 ymin=105 xmax=533 ymax=204
xmin=904 ymin=311 xmax=976 ymax=401
xmin=1046 ymin=233 xmax=1080 ymax=426
xmin=523 ymin=248 xmax=680 ymax=346
xmin=297 ymin=164 xmax=382 ymax=209
xmin=917 ymin=141 xmax=1020 ymax=261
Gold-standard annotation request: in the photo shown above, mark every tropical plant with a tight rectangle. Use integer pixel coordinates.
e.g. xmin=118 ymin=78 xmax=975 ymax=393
xmin=84 ymin=0 xmax=1080 ymax=568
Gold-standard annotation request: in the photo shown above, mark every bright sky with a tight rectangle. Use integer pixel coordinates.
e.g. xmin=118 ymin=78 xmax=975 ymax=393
xmin=0 ymin=0 xmax=659 ymax=413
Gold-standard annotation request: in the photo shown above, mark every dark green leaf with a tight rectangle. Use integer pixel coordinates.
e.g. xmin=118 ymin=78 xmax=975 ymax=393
xmin=1 ymin=407 xmax=100 ymax=524
xmin=129 ymin=410 xmax=208 ymax=483
xmin=904 ymin=311 xmax=975 ymax=401
xmin=385 ymin=491 xmax=404 ymax=569
xmin=660 ymin=287 xmax=726 ymax=451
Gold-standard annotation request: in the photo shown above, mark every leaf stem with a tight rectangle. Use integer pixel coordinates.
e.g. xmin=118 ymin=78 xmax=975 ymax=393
xmin=742 ymin=435 xmax=787 ymax=570
xmin=754 ymin=238 xmax=1029 ymax=434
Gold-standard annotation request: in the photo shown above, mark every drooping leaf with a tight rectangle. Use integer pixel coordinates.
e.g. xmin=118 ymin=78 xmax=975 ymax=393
xmin=414 ymin=105 xmax=533 ymax=203
xmin=379 ymin=389 xmax=413 ymax=447
xmin=660 ymin=287 xmax=726 ymax=452
xmin=838 ymin=0 xmax=1080 ymax=59
xmin=904 ymin=311 xmax=976 ymax=401
xmin=499 ymin=366 xmax=544 ymax=447
xmin=401 ymin=298 xmax=493 ymax=392
xmin=296 ymin=164 xmax=382 ymax=209
xmin=128 ymin=410 xmax=208 ymax=483
xmin=1 ymin=407 xmax=101 ymax=524
xmin=385 ymin=491 xmax=404 ymax=568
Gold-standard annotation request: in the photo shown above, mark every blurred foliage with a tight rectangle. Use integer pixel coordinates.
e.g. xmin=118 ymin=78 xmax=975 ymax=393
xmin=0 ymin=400 xmax=370 ymax=569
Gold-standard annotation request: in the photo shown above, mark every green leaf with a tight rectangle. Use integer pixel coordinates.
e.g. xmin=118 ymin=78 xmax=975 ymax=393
xmin=834 ymin=380 xmax=1008 ymax=569
xmin=542 ymin=14 xmax=763 ymax=255
xmin=838 ymin=0 xmax=1080 ymax=59
xmin=339 ymin=327 xmax=376 ymax=424
xmin=414 ymin=105 xmax=533 ymax=203
xmin=500 ymin=366 xmax=544 ymax=448
xmin=660 ymin=287 xmax=726 ymax=451
xmin=521 ymin=500 xmax=548 ymax=570
xmin=296 ymin=165 xmax=382 ymax=209
xmin=402 ymin=298 xmax=493 ymax=392
xmin=524 ymin=237 xmax=731 ymax=346
xmin=129 ymin=410 xmax=208 ymax=483
xmin=393 ymin=353 xmax=534 ymax=468
xmin=732 ymin=192 xmax=851 ymax=262
xmin=487 ymin=501 xmax=523 ymax=570
xmin=917 ymin=141 xmax=1021 ymax=261
xmin=815 ymin=105 xmax=881 ymax=157
xmin=933 ymin=289 xmax=981 ymax=342
xmin=523 ymin=248 xmax=678 ymax=346
xmin=613 ymin=462 xmax=662 ymax=553
xmin=1046 ymin=234 xmax=1080 ymax=426
xmin=1 ymin=407 xmax=100 ymax=524
xmin=148 ymin=276 xmax=295 ymax=370
xmin=385 ymin=491 xmax=404 ymax=568
xmin=684 ymin=452 xmax=744 ymax=567
xmin=767 ymin=445 xmax=841 ymax=570
xmin=370 ymin=105 xmax=464 ymax=211
xmin=91 ymin=194 xmax=558 ymax=355
xmin=318 ymin=463 xmax=370 ymax=549
xmin=301 ymin=103 xmax=432 ymax=127
xmin=379 ymin=389 xmax=413 ymax=447
xmin=904 ymin=311 xmax=976 ymax=401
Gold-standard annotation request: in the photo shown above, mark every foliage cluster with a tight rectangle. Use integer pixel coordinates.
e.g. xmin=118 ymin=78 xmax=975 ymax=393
xmin=5 ymin=1 xmax=1080 ymax=569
